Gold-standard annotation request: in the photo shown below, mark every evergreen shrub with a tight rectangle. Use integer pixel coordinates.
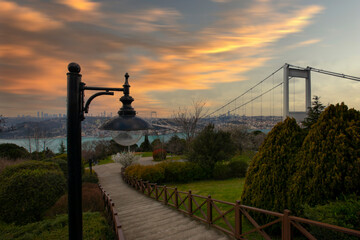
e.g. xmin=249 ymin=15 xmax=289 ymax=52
xmin=0 ymin=161 xmax=66 ymax=224
xmin=303 ymin=196 xmax=360 ymax=240
xmin=153 ymin=149 xmax=167 ymax=161
xmin=290 ymin=103 xmax=360 ymax=212
xmin=241 ymin=118 xmax=305 ymax=223
xmin=0 ymin=143 xmax=29 ymax=160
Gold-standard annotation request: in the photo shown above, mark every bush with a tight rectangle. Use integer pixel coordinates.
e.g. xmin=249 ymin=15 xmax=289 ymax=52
xmin=140 ymin=165 xmax=165 ymax=183
xmin=166 ymin=135 xmax=186 ymax=155
xmin=213 ymin=162 xmax=231 ymax=180
xmin=153 ymin=149 xmax=167 ymax=161
xmin=0 ymin=161 xmax=66 ymax=224
xmin=228 ymin=159 xmax=248 ymax=178
xmin=0 ymin=160 xmax=61 ymax=179
xmin=212 ymin=159 xmax=248 ymax=180
xmin=241 ymin=118 xmax=305 ymax=226
xmin=303 ymin=196 xmax=360 ymax=240
xmin=290 ymin=103 xmax=360 ymax=212
xmin=45 ymin=183 xmax=103 ymax=217
xmin=111 ymin=151 xmax=140 ymax=168
xmin=188 ymin=124 xmax=236 ymax=177
xmin=44 ymin=157 xmax=68 ymax=177
xmin=151 ymin=139 xmax=163 ymax=150
xmin=0 ymin=212 xmax=114 ymax=240
xmin=125 ymin=161 xmax=206 ymax=183
xmin=159 ymin=161 xmax=206 ymax=183
xmin=0 ymin=143 xmax=29 ymax=160
xmin=31 ymin=149 xmax=55 ymax=160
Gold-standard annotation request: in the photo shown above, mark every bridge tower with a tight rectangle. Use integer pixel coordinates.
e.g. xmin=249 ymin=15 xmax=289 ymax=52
xmin=283 ymin=63 xmax=311 ymax=121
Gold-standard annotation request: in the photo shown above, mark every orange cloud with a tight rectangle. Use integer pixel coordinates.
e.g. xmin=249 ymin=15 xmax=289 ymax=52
xmin=0 ymin=1 xmax=325 ymax=117
xmin=0 ymin=0 xmax=63 ymax=32
xmin=58 ymin=0 xmax=100 ymax=12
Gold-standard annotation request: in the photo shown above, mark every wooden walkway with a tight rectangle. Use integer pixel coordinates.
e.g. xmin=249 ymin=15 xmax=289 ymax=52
xmin=93 ymin=163 xmax=230 ymax=240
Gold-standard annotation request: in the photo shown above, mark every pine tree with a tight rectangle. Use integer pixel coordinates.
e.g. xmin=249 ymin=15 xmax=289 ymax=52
xmin=302 ymin=95 xmax=325 ymax=129
xmin=140 ymin=134 xmax=152 ymax=152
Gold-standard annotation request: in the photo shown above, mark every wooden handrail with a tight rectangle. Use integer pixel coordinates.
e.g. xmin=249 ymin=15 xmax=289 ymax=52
xmin=98 ymin=184 xmax=126 ymax=240
xmin=121 ymin=173 xmax=360 ymax=240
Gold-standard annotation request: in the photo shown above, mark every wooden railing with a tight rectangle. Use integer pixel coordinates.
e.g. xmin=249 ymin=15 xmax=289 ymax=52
xmin=99 ymin=184 xmax=126 ymax=240
xmin=121 ymin=172 xmax=360 ymax=240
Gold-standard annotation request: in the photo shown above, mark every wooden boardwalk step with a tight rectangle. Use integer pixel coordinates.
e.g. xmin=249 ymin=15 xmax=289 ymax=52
xmin=93 ymin=163 xmax=231 ymax=240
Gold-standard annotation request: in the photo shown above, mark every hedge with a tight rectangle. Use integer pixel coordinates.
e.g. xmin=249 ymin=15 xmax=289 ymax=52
xmin=0 ymin=212 xmax=114 ymax=240
xmin=0 ymin=161 xmax=66 ymax=224
xmin=125 ymin=161 xmax=206 ymax=184
xmin=303 ymin=196 xmax=360 ymax=240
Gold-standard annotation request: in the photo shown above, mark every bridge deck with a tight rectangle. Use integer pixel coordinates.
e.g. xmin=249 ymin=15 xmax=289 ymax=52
xmin=93 ymin=163 xmax=230 ymax=240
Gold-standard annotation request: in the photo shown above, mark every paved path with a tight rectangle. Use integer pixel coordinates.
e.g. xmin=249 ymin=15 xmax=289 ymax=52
xmin=93 ymin=163 xmax=230 ymax=240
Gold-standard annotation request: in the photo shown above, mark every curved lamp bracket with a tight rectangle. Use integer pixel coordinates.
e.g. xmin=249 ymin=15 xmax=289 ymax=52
xmin=84 ymin=91 xmax=114 ymax=114
xmin=79 ymin=84 xmax=124 ymax=121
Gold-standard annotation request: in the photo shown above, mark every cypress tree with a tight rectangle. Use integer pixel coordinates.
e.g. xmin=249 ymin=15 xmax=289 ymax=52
xmin=290 ymin=103 xmax=360 ymax=212
xmin=241 ymin=118 xmax=305 ymax=215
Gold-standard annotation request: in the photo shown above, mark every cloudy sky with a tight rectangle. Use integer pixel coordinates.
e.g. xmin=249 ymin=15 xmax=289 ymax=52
xmin=1 ymin=0 xmax=360 ymax=118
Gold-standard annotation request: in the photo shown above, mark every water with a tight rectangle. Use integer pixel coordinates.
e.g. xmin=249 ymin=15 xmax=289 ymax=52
xmin=0 ymin=133 xmax=184 ymax=153
xmin=0 ymin=130 xmax=270 ymax=153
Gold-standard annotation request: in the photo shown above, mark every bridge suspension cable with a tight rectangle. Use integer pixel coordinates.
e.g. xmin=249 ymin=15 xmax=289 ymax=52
xmin=289 ymin=64 xmax=360 ymax=82
xmin=228 ymin=82 xmax=283 ymax=114
xmin=205 ymin=65 xmax=284 ymax=118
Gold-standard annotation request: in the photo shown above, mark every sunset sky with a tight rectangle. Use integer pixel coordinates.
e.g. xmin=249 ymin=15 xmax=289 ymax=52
xmin=1 ymin=0 xmax=360 ymax=118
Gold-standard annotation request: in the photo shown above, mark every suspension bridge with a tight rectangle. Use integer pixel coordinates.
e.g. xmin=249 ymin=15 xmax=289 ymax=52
xmin=203 ymin=63 xmax=360 ymax=128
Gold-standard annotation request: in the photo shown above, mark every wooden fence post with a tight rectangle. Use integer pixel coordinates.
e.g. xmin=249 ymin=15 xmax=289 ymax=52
xmin=175 ymin=187 xmax=179 ymax=209
xmin=282 ymin=209 xmax=291 ymax=240
xmin=207 ymin=195 xmax=212 ymax=225
xmin=235 ymin=200 xmax=242 ymax=239
xmin=188 ymin=190 xmax=192 ymax=215
xmin=155 ymin=184 xmax=159 ymax=200
xmin=147 ymin=182 xmax=151 ymax=197
xmin=164 ymin=185 xmax=168 ymax=205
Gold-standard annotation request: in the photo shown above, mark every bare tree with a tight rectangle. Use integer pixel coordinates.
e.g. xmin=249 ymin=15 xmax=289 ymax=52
xmin=173 ymin=100 xmax=207 ymax=143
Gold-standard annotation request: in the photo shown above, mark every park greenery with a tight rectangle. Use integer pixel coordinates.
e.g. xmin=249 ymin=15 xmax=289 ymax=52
xmin=0 ymin=148 xmax=114 ymax=239
xmin=241 ymin=102 xmax=360 ymax=237
xmin=1 ymin=98 xmax=360 ymax=238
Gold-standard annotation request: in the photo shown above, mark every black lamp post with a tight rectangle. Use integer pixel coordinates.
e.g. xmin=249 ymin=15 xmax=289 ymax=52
xmin=67 ymin=62 xmax=151 ymax=240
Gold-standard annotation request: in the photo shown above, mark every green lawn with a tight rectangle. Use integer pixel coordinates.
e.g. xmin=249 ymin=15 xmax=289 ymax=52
xmin=97 ymin=156 xmax=114 ymax=165
xmin=136 ymin=152 xmax=153 ymax=157
xmin=167 ymin=177 xmax=278 ymax=240
xmin=170 ymin=178 xmax=245 ymax=202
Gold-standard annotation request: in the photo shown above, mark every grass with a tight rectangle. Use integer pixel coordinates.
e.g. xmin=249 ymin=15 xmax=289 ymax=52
xmin=97 ymin=156 xmax=114 ymax=165
xmin=170 ymin=178 xmax=245 ymax=201
xmin=167 ymin=177 xmax=275 ymax=239
xmin=166 ymin=155 xmax=186 ymax=161
xmin=136 ymin=152 xmax=152 ymax=157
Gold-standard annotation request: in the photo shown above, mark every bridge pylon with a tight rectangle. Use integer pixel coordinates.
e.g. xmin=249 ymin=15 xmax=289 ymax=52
xmin=283 ymin=63 xmax=311 ymax=122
